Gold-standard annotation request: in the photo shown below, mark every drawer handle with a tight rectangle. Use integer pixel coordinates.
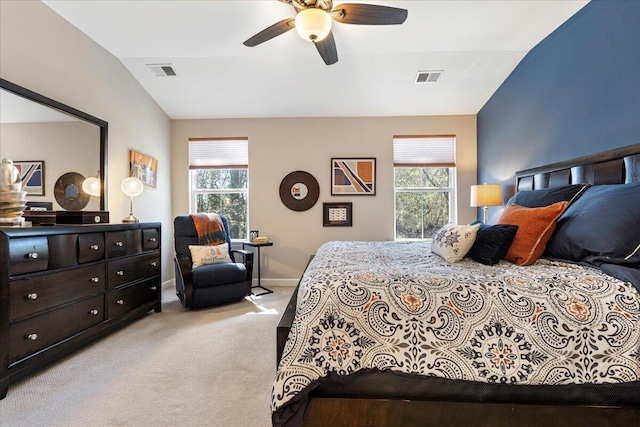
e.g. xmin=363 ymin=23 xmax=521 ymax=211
xmin=90 ymin=309 xmax=99 ymax=315
xmin=150 ymin=261 xmax=158 ymax=267
xmin=27 ymin=252 xmax=39 ymax=259
xmin=27 ymin=293 xmax=38 ymax=300
xmin=150 ymin=286 xmax=157 ymax=291
xmin=116 ymin=270 xmax=124 ymax=276
xmin=90 ymin=244 xmax=99 ymax=250
xmin=148 ymin=237 xmax=157 ymax=242
xmin=27 ymin=334 xmax=38 ymax=341
xmin=115 ymin=241 xmax=124 ymax=247
xmin=90 ymin=277 xmax=100 ymax=283
xmin=116 ymin=299 xmax=124 ymax=305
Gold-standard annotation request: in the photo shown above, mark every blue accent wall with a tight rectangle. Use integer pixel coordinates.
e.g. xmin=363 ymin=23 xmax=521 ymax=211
xmin=477 ymin=1 xmax=640 ymax=220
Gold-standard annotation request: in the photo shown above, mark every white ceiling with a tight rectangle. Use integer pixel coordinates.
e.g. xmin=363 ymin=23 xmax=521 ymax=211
xmin=41 ymin=0 xmax=589 ymax=120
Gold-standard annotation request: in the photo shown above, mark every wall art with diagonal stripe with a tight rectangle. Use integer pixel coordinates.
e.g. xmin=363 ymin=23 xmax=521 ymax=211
xmin=14 ymin=160 xmax=45 ymax=195
xmin=331 ymin=158 xmax=376 ymax=195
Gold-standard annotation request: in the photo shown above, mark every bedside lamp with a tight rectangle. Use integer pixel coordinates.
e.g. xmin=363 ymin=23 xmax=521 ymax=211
xmin=121 ymin=177 xmax=144 ymax=223
xmin=471 ymin=183 xmax=502 ymax=223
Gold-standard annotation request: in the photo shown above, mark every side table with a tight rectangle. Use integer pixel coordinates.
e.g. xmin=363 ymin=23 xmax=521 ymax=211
xmin=242 ymin=241 xmax=274 ymax=296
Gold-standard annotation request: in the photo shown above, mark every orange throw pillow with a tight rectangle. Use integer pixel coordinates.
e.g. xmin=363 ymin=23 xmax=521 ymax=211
xmin=496 ymin=201 xmax=568 ymax=266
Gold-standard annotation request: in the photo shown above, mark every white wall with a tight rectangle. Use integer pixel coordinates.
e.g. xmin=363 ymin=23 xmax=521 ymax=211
xmin=0 ymin=1 xmax=173 ymax=282
xmin=172 ymin=115 xmax=477 ymax=284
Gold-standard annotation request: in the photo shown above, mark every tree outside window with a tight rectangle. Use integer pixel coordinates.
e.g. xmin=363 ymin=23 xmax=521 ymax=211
xmin=394 ymin=167 xmax=454 ymax=239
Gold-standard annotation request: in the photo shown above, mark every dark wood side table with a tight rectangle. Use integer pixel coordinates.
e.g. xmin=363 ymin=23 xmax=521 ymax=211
xmin=242 ymin=241 xmax=274 ymax=296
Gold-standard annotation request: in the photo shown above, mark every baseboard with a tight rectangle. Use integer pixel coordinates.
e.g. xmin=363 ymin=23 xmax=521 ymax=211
xmin=163 ymin=275 xmax=296 ymax=293
xmin=162 ymin=278 xmax=175 ymax=295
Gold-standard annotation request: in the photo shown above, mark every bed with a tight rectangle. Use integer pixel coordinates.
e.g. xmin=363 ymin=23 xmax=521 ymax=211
xmin=273 ymin=144 xmax=640 ymax=427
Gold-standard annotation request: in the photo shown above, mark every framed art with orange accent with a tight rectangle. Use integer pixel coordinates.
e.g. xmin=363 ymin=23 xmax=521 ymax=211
xmin=129 ymin=150 xmax=158 ymax=189
xmin=331 ymin=158 xmax=376 ymax=196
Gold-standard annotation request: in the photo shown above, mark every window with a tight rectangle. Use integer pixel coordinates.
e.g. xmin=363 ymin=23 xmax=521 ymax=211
xmin=393 ymin=135 xmax=456 ymax=240
xmin=189 ymin=138 xmax=248 ymax=240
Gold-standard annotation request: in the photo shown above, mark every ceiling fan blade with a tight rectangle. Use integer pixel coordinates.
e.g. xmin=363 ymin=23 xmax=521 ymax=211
xmin=333 ymin=3 xmax=408 ymax=25
xmin=314 ymin=31 xmax=338 ymax=65
xmin=243 ymin=18 xmax=295 ymax=47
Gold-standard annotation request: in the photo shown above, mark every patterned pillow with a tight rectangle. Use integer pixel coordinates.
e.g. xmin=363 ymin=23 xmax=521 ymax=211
xmin=431 ymin=223 xmax=480 ymax=263
xmin=189 ymin=243 xmax=232 ymax=269
xmin=467 ymin=221 xmax=519 ymax=265
xmin=497 ymin=202 xmax=568 ymax=266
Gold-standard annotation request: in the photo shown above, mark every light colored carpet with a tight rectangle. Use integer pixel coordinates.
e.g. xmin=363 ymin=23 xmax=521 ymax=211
xmin=0 ymin=285 xmax=294 ymax=427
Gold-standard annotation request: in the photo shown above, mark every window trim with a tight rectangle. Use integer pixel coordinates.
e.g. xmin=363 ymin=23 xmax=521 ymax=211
xmin=188 ymin=137 xmax=250 ymax=241
xmin=393 ymin=134 xmax=457 ymax=241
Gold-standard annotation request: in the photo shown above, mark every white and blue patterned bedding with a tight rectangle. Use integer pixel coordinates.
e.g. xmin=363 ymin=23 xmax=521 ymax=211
xmin=272 ymin=241 xmax=640 ymax=418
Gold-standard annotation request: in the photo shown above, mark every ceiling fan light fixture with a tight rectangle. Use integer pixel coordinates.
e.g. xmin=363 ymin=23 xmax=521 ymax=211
xmin=295 ymin=8 xmax=332 ymax=42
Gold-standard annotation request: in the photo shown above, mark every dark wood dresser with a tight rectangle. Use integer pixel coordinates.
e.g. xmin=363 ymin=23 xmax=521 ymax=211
xmin=0 ymin=222 xmax=161 ymax=399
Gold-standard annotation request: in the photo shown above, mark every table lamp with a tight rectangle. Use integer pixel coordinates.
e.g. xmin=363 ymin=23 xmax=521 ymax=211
xmin=121 ymin=177 xmax=144 ymax=223
xmin=470 ymin=183 xmax=502 ymax=223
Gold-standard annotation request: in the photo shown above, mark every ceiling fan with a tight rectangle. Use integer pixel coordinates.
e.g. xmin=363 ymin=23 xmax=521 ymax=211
xmin=243 ymin=0 xmax=408 ymax=65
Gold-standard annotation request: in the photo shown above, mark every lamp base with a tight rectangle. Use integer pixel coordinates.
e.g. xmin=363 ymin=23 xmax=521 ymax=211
xmin=122 ymin=214 xmax=139 ymax=223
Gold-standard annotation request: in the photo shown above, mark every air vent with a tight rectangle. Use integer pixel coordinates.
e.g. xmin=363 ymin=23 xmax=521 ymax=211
xmin=147 ymin=64 xmax=177 ymax=77
xmin=414 ymin=70 xmax=443 ymax=84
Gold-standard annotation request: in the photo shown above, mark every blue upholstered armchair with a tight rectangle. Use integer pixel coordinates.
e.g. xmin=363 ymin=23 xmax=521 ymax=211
xmin=173 ymin=215 xmax=254 ymax=309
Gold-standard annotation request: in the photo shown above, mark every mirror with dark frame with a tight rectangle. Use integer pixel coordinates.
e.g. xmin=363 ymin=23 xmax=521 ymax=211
xmin=0 ymin=78 xmax=108 ymax=212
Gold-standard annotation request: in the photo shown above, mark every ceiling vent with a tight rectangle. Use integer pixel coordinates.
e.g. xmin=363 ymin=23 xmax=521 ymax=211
xmin=414 ymin=70 xmax=443 ymax=84
xmin=147 ymin=64 xmax=177 ymax=77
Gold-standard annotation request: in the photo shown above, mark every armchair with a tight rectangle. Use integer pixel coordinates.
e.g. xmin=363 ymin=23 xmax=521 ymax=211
xmin=174 ymin=215 xmax=254 ymax=309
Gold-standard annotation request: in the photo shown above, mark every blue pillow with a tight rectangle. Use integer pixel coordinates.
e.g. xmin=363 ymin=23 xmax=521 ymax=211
xmin=507 ymin=184 xmax=588 ymax=208
xmin=545 ymin=183 xmax=640 ymax=265
xmin=467 ymin=220 xmax=519 ymax=265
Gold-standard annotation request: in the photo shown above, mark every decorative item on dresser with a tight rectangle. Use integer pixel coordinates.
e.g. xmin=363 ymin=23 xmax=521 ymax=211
xmin=0 ymin=222 xmax=161 ymax=399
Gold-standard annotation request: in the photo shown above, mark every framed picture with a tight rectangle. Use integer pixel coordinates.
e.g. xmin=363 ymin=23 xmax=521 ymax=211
xmin=331 ymin=158 xmax=376 ymax=195
xmin=14 ymin=161 xmax=45 ymax=195
xmin=129 ymin=150 xmax=158 ymax=189
xmin=323 ymin=202 xmax=352 ymax=227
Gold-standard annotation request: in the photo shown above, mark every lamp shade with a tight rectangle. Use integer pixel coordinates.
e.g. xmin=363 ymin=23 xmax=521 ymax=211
xmin=82 ymin=176 xmax=101 ymax=197
xmin=295 ymin=8 xmax=332 ymax=42
xmin=470 ymin=184 xmax=502 ymax=207
xmin=121 ymin=177 xmax=144 ymax=197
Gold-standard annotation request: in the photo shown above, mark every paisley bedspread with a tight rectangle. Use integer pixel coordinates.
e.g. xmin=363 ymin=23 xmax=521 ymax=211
xmin=272 ymin=241 xmax=640 ymax=420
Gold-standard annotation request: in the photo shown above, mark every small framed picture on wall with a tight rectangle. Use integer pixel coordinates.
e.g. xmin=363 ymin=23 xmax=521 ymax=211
xmin=323 ymin=202 xmax=352 ymax=227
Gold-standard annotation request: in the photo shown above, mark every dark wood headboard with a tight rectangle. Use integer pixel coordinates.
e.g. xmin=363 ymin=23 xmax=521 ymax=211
xmin=515 ymin=143 xmax=640 ymax=191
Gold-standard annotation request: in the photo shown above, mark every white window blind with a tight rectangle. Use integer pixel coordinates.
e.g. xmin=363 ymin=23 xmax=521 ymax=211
xmin=393 ymin=135 xmax=456 ymax=167
xmin=189 ymin=138 xmax=248 ymax=169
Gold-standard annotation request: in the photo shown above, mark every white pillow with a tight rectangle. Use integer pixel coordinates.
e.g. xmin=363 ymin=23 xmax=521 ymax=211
xmin=431 ymin=223 xmax=480 ymax=263
xmin=189 ymin=243 xmax=232 ymax=268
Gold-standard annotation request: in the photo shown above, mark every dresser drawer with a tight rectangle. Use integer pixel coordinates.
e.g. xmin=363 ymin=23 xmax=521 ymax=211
xmin=9 ymin=237 xmax=49 ymax=276
xmin=10 ymin=264 xmax=105 ymax=321
xmin=107 ymin=252 xmax=160 ymax=289
xmin=142 ymin=229 xmax=160 ymax=251
xmin=9 ymin=295 xmax=104 ymax=363
xmin=78 ymin=233 xmax=105 ymax=263
xmin=47 ymin=234 xmax=78 ymax=269
xmin=107 ymin=278 xmax=160 ymax=319
xmin=106 ymin=230 xmax=142 ymax=258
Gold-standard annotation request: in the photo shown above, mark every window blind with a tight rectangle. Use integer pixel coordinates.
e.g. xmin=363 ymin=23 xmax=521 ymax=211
xmin=393 ymin=135 xmax=456 ymax=167
xmin=188 ymin=138 xmax=248 ymax=169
